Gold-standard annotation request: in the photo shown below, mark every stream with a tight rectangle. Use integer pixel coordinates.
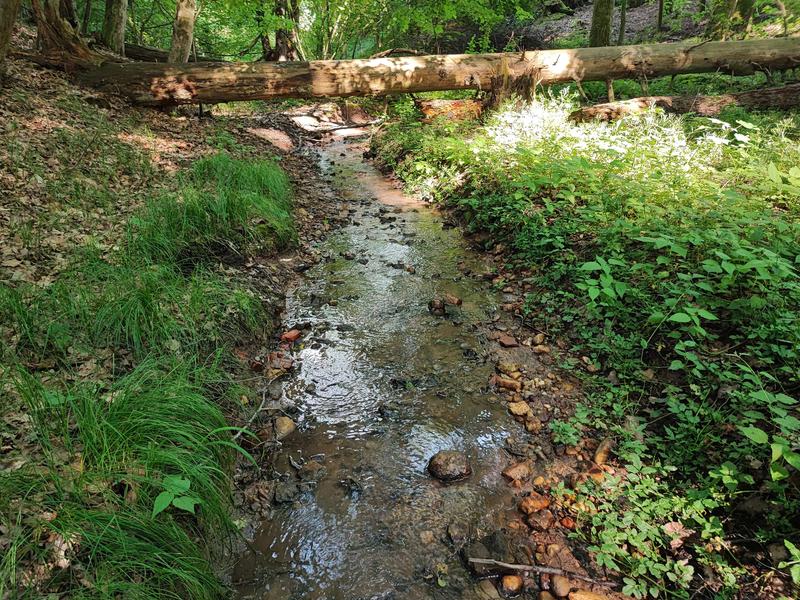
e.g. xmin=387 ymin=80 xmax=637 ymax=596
xmin=233 ymin=132 xmax=521 ymax=600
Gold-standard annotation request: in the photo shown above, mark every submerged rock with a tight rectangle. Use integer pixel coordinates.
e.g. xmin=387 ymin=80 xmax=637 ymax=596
xmin=427 ymin=450 xmax=471 ymax=481
xmin=273 ymin=480 xmax=300 ymax=503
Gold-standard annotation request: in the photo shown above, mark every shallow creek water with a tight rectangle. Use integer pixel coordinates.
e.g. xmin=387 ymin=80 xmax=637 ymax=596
xmin=233 ymin=134 xmax=520 ymax=600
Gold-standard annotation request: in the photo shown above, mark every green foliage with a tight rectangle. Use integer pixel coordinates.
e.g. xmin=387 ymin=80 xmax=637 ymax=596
xmin=130 ymin=152 xmax=294 ymax=267
xmin=374 ymin=94 xmax=800 ymax=594
xmin=0 ymin=358 xmax=242 ymax=599
xmin=1 ymin=149 xmax=291 ymax=598
xmin=549 ymin=419 xmax=582 ymax=446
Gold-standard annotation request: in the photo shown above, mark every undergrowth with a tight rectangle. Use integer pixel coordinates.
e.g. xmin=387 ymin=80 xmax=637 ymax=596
xmin=373 ymin=88 xmax=800 ymax=597
xmin=0 ymin=148 xmax=293 ymax=598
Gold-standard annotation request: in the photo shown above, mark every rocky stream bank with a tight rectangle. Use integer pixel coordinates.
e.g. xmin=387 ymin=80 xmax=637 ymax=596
xmin=227 ymin=111 xmax=631 ymax=600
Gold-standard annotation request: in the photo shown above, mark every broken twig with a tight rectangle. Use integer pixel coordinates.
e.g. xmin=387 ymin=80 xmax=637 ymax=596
xmin=467 ymin=558 xmax=616 ymax=588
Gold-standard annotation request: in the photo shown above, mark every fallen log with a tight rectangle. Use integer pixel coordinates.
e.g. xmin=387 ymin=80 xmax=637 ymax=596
xmin=569 ymin=83 xmax=800 ymax=122
xmin=416 ymin=98 xmax=484 ymax=123
xmin=78 ymin=38 xmax=800 ymax=106
xmin=123 ymin=43 xmax=216 ymax=63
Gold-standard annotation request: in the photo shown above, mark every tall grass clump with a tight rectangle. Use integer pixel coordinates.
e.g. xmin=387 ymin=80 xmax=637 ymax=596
xmin=1 ymin=150 xmax=293 ymax=598
xmin=0 ymin=360 xmax=239 ymax=598
xmin=374 ymin=92 xmax=800 ymax=596
xmin=130 ymin=153 xmax=294 ymax=267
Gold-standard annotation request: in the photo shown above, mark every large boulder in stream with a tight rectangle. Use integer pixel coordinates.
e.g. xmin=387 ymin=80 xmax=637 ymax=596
xmin=427 ymin=450 xmax=472 ymax=481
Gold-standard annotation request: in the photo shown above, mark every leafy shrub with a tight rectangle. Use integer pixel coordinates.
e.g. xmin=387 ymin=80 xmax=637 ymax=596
xmin=374 ymin=93 xmax=800 ymax=595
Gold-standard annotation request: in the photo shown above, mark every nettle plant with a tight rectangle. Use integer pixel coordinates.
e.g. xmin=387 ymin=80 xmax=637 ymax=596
xmin=738 ymin=390 xmax=800 ymax=482
xmin=152 ymin=475 xmax=202 ymax=518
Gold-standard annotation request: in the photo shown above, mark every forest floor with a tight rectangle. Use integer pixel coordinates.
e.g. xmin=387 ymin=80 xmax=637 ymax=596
xmin=2 ymin=22 xmax=800 ymax=600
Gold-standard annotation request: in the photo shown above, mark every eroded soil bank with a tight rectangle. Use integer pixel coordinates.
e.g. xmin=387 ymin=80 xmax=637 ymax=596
xmin=231 ymin=130 xmax=618 ymax=600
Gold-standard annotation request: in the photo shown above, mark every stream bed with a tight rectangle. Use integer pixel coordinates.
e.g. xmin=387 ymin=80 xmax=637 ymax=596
xmin=233 ymin=133 xmax=521 ymax=600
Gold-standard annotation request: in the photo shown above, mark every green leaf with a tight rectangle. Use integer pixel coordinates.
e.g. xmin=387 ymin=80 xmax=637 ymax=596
xmin=767 ymin=162 xmax=783 ymax=184
xmin=163 ymin=475 xmax=191 ymax=494
xmin=152 ymin=491 xmax=174 ymax=517
xmin=740 ymin=426 xmax=768 ymax=444
xmin=784 ymin=451 xmax=800 ymax=471
xmin=771 ymin=443 xmax=786 ymax=462
xmin=588 ymin=287 xmax=600 ymax=301
xmin=790 ymin=564 xmax=800 ymax=584
xmin=172 ymin=495 xmax=201 ymax=514
xmin=668 ymin=312 xmax=692 ymax=323
xmin=581 ymin=261 xmax=601 ymax=271
xmin=668 ymin=360 xmax=684 ymax=370
xmin=770 ymin=462 xmax=790 ymax=481
xmin=695 ymin=309 xmax=717 ymax=321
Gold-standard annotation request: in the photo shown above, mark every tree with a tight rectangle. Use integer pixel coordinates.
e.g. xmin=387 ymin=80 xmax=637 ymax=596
xmin=268 ymin=0 xmax=301 ymax=61
xmin=618 ymin=0 xmax=627 ymax=44
xmin=102 ymin=0 xmax=127 ymax=54
xmin=80 ymin=0 xmax=92 ymax=34
xmin=31 ymin=0 xmax=100 ymax=63
xmin=168 ymin=0 xmax=196 ymax=62
xmin=589 ymin=0 xmax=613 ymax=47
xmin=0 ymin=0 xmax=21 ymax=81
xmin=589 ymin=0 xmax=614 ymax=99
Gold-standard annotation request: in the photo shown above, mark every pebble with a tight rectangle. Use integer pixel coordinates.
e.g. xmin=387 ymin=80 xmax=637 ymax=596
xmin=498 ymin=377 xmax=523 ymax=392
xmin=532 ymin=344 xmax=550 ymax=354
xmin=593 ymin=437 xmax=614 ymax=466
xmin=443 ymin=293 xmax=462 ymax=306
xmin=498 ymin=334 xmax=519 ymax=348
xmin=527 ymin=508 xmax=556 ymax=531
xmin=499 ymin=575 xmax=523 ymax=596
xmin=419 ymin=530 xmax=436 ymax=544
xmin=274 ymin=416 xmax=296 ymax=440
xmin=273 ymin=480 xmax=299 ymax=503
xmin=551 ymin=575 xmax=573 ymax=597
xmin=476 ymin=579 xmax=502 ymax=599
xmin=568 ymin=591 xmax=611 ymax=600
xmin=501 ymin=461 xmax=531 ymax=482
xmin=519 ymin=492 xmax=551 ymax=514
xmin=280 ymin=329 xmax=302 ymax=342
xmin=507 ymin=401 xmax=531 ymax=416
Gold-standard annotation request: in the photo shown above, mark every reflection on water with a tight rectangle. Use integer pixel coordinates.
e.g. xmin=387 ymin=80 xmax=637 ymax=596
xmin=233 ymin=137 xmax=516 ymax=600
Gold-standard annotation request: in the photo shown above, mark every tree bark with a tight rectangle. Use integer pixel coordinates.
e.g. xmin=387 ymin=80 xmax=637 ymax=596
xmin=167 ymin=0 xmax=195 ymax=63
xmin=268 ymin=0 xmax=300 ymax=61
xmin=590 ymin=0 xmax=614 ymax=47
xmin=31 ymin=0 xmax=100 ymax=65
xmin=102 ymin=0 xmax=126 ymax=54
xmin=60 ymin=0 xmax=78 ymax=28
xmin=569 ymin=83 xmax=800 ymax=122
xmin=618 ymin=0 xmax=628 ymax=45
xmin=79 ymin=38 xmax=800 ymax=107
xmin=80 ymin=0 xmax=92 ymax=34
xmin=0 ymin=0 xmax=21 ymax=81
